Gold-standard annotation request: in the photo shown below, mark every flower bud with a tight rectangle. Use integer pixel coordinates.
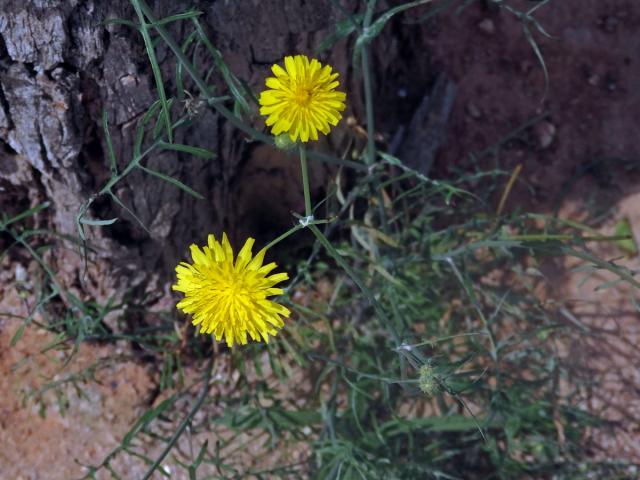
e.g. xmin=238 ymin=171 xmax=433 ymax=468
xmin=274 ymin=133 xmax=297 ymax=151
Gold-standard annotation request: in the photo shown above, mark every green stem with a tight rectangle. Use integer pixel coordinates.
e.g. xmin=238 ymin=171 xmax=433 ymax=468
xmin=445 ymin=257 xmax=498 ymax=362
xmin=362 ymin=0 xmax=377 ymax=167
xmin=503 ymin=234 xmax=632 ymax=242
xmin=308 ymin=224 xmax=401 ymax=345
xmin=363 ymin=0 xmax=378 ymax=27
xmin=299 ymin=145 xmax=313 ymax=218
xmin=360 ymin=1 xmax=389 ymax=230
xmin=297 ymin=111 xmax=401 ymax=345
xmin=264 ymin=225 xmax=304 ymax=251
xmin=15 ymin=236 xmax=68 ymax=306
xmin=361 ymin=52 xmax=376 ymax=167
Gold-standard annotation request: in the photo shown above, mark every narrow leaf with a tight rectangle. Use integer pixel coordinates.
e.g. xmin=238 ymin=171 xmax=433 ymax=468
xmin=79 ymin=217 xmax=119 ymax=226
xmin=158 ymin=141 xmax=216 ymax=159
xmin=102 ymin=109 xmax=118 ymax=174
xmin=132 ymin=0 xmax=173 ymax=143
xmin=139 ymin=166 xmax=204 ymax=199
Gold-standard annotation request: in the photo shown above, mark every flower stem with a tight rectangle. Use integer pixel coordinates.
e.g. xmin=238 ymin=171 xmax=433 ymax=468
xmin=360 ymin=3 xmax=389 ymax=230
xmin=298 ymin=142 xmax=400 ymax=344
xmin=308 ymin=224 xmax=401 ymax=346
xmin=361 ymin=52 xmax=376 ymax=167
xmin=264 ymin=225 xmax=303 ymax=251
xmin=299 ymin=145 xmax=313 ymax=218
xmin=362 ymin=0 xmax=377 ymax=167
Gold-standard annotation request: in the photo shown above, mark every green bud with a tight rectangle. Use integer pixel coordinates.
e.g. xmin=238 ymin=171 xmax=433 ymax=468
xmin=274 ymin=134 xmax=297 ymax=151
xmin=418 ymin=363 xmax=439 ymax=396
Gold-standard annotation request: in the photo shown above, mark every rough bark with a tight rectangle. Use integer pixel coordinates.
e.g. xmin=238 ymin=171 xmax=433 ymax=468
xmin=0 ymin=0 xmax=441 ymax=314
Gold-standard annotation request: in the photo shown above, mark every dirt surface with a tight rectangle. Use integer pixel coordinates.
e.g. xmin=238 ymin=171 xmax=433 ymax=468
xmin=2 ymin=0 xmax=640 ymax=477
xmin=0 ymin=286 xmax=156 ymax=479
xmin=549 ymin=193 xmax=640 ymax=462
xmin=420 ymin=0 xmax=640 ymax=462
xmin=425 ymin=0 xmax=639 ymax=204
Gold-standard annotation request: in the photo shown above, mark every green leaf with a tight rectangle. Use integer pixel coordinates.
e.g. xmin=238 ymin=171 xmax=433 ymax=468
xmin=102 ymin=109 xmax=118 ymax=174
xmin=131 ymin=0 xmax=173 ymax=143
xmin=79 ymin=217 xmax=119 ymax=226
xmin=122 ymin=397 xmax=175 ymax=447
xmin=614 ymin=217 xmax=637 ymax=255
xmin=10 ymin=324 xmax=27 ymax=347
xmin=139 ymin=165 xmax=204 ymax=199
xmin=158 ymin=141 xmax=216 ymax=159
xmin=522 ymin=22 xmax=549 ymax=102
xmin=109 ymin=192 xmax=151 ymax=234
xmin=1 ymin=202 xmax=50 ymax=229
xmin=316 ymin=14 xmax=363 ymax=53
xmin=412 ymin=0 xmax=457 ymax=24
xmin=192 ymin=19 xmax=251 ymax=114
xmin=188 ymin=439 xmax=209 ymax=480
xmin=151 ymin=10 xmax=202 ymax=26
xmin=175 ymin=31 xmax=199 ymax=104
xmin=102 ymin=18 xmax=138 ymax=28
xmin=134 ymin=100 xmax=162 ymax=159
xmin=357 ymin=0 xmax=433 ymax=50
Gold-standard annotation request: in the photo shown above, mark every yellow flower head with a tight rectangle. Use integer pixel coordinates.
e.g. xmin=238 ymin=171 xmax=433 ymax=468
xmin=173 ymin=233 xmax=290 ymax=348
xmin=259 ymin=54 xmax=346 ymax=143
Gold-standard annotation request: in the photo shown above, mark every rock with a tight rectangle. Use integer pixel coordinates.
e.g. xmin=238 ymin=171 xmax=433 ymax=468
xmin=588 ymin=73 xmax=600 ymax=86
xmin=477 ymin=18 xmax=496 ymax=35
xmin=466 ymin=101 xmax=482 ymax=119
xmin=534 ymin=121 xmax=556 ymax=150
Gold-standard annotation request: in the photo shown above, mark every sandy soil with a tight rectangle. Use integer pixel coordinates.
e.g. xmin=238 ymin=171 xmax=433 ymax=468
xmin=0 ymin=286 xmax=156 ymax=479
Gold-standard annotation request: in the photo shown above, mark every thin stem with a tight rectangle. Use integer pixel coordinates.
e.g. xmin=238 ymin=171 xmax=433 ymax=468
xmin=264 ymin=225 xmax=304 ymax=251
xmin=142 ymin=356 xmax=214 ymax=480
xmin=360 ymin=0 xmax=389 ymax=230
xmin=263 ymin=218 xmax=332 ymax=252
xmin=361 ymin=0 xmax=378 ymax=167
xmin=445 ymin=257 xmax=498 ymax=362
xmin=308 ymin=224 xmax=401 ymax=345
xmin=131 ymin=0 xmax=173 ymax=142
xmin=505 ymin=234 xmax=632 ymax=242
xmin=363 ymin=0 xmax=378 ymax=27
xmin=15 ymin=236 xmax=68 ymax=306
xmin=361 ymin=50 xmax=376 ymax=167
xmin=299 ymin=145 xmax=313 ymax=218
xmin=328 ymin=0 xmax=362 ymax=33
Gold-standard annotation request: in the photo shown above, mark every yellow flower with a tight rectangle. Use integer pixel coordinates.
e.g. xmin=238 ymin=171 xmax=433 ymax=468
xmin=173 ymin=233 xmax=290 ymax=347
xmin=259 ymin=54 xmax=346 ymax=143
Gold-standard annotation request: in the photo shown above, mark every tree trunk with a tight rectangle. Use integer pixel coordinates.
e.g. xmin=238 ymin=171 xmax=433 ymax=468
xmin=0 ymin=0 xmax=440 ymax=314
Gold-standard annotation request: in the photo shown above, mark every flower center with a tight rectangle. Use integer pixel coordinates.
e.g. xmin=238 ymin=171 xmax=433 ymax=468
xmin=293 ymin=87 xmax=312 ymax=107
xmin=217 ymin=271 xmax=251 ymax=301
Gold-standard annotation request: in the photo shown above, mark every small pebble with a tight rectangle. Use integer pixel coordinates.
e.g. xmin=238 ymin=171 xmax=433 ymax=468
xmin=15 ymin=264 xmax=27 ymax=283
xmin=534 ymin=121 xmax=556 ymax=150
xmin=477 ymin=18 xmax=496 ymax=35
xmin=466 ymin=102 xmax=482 ymax=119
